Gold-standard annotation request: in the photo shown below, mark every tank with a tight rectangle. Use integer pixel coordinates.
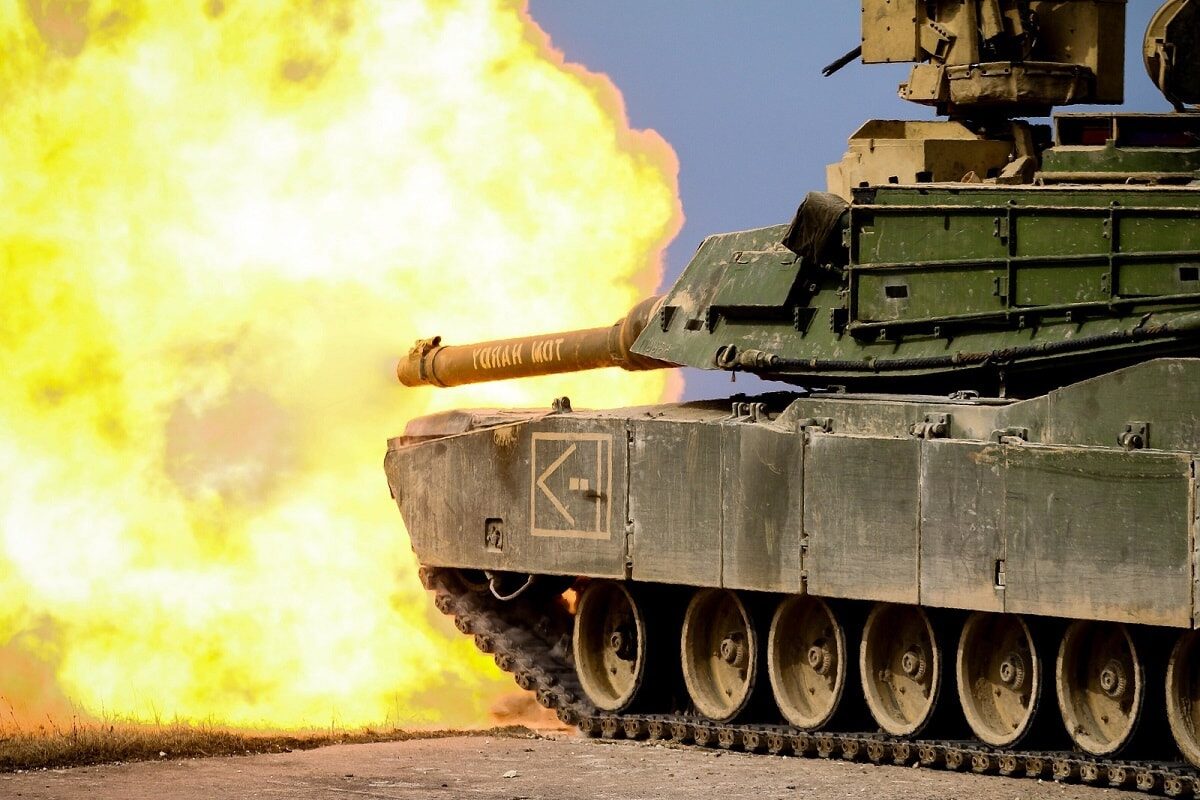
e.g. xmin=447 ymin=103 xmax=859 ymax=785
xmin=387 ymin=0 xmax=1200 ymax=789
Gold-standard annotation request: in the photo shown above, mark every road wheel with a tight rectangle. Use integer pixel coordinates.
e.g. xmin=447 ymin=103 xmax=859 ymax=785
xmin=681 ymin=588 xmax=759 ymax=722
xmin=573 ymin=581 xmax=648 ymax=711
xmin=860 ymin=603 xmax=942 ymax=736
xmin=1056 ymin=620 xmax=1144 ymax=756
xmin=767 ymin=596 xmax=850 ymax=730
xmin=957 ymin=612 xmax=1041 ymax=747
xmin=1165 ymin=630 xmax=1200 ymax=765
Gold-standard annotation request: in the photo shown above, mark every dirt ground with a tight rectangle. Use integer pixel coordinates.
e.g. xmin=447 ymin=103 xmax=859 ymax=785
xmin=0 ymin=733 xmax=1131 ymax=800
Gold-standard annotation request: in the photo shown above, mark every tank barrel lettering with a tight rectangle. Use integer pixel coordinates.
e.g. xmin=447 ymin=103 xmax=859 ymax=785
xmin=471 ymin=343 xmax=525 ymax=372
xmin=531 ymin=337 xmax=566 ymax=365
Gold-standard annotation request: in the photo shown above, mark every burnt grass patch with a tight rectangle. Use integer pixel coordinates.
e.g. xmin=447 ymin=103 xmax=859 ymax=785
xmin=0 ymin=721 xmax=537 ymax=772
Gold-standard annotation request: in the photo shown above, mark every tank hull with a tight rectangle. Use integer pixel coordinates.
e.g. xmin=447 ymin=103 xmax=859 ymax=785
xmin=388 ymin=358 xmax=1200 ymax=775
xmin=387 ymin=357 xmax=1198 ymax=630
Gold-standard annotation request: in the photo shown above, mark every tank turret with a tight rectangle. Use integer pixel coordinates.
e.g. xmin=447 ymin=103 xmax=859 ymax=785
xmin=397 ymin=1 xmax=1200 ymax=400
xmin=401 ymin=178 xmax=1200 ymax=399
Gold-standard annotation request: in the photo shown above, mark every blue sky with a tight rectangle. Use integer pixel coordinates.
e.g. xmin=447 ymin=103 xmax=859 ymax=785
xmin=525 ymin=2 xmax=1172 ymax=397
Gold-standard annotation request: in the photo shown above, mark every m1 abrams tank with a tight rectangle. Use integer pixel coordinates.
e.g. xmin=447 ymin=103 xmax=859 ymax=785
xmin=387 ymin=1 xmax=1200 ymax=792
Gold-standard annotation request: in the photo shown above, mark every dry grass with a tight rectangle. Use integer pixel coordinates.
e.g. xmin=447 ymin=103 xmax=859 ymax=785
xmin=0 ymin=719 xmax=537 ymax=773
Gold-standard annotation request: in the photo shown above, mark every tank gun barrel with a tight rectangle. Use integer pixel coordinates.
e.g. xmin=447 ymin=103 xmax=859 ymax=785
xmin=396 ymin=295 xmax=671 ymax=388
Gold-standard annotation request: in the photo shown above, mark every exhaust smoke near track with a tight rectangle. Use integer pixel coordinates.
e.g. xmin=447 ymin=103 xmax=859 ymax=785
xmin=0 ymin=0 xmax=680 ymax=728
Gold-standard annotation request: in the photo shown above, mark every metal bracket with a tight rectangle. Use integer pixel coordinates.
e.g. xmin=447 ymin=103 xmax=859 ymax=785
xmin=911 ymin=413 xmax=951 ymax=440
xmin=658 ymin=304 xmax=678 ymax=332
xmin=1118 ymin=421 xmax=1150 ymax=451
xmin=484 ymin=518 xmax=505 ymax=553
xmin=993 ymin=216 xmax=1010 ymax=244
xmin=730 ymin=402 xmax=770 ymax=423
xmin=829 ymin=307 xmax=849 ymax=334
xmin=920 ymin=21 xmax=953 ymax=61
xmin=797 ymin=417 xmax=834 ymax=434
xmin=793 ymin=305 xmax=817 ymax=332
xmin=991 ymin=426 xmax=1029 ymax=444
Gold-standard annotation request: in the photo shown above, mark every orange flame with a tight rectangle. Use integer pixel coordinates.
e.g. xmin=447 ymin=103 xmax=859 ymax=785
xmin=0 ymin=0 xmax=681 ymax=728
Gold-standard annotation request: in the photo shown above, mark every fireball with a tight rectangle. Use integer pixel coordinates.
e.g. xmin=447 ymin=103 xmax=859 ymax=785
xmin=0 ymin=0 xmax=680 ymax=728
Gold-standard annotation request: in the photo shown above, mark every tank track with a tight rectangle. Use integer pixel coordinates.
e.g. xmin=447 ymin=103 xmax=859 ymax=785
xmin=421 ymin=567 xmax=1200 ymax=797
